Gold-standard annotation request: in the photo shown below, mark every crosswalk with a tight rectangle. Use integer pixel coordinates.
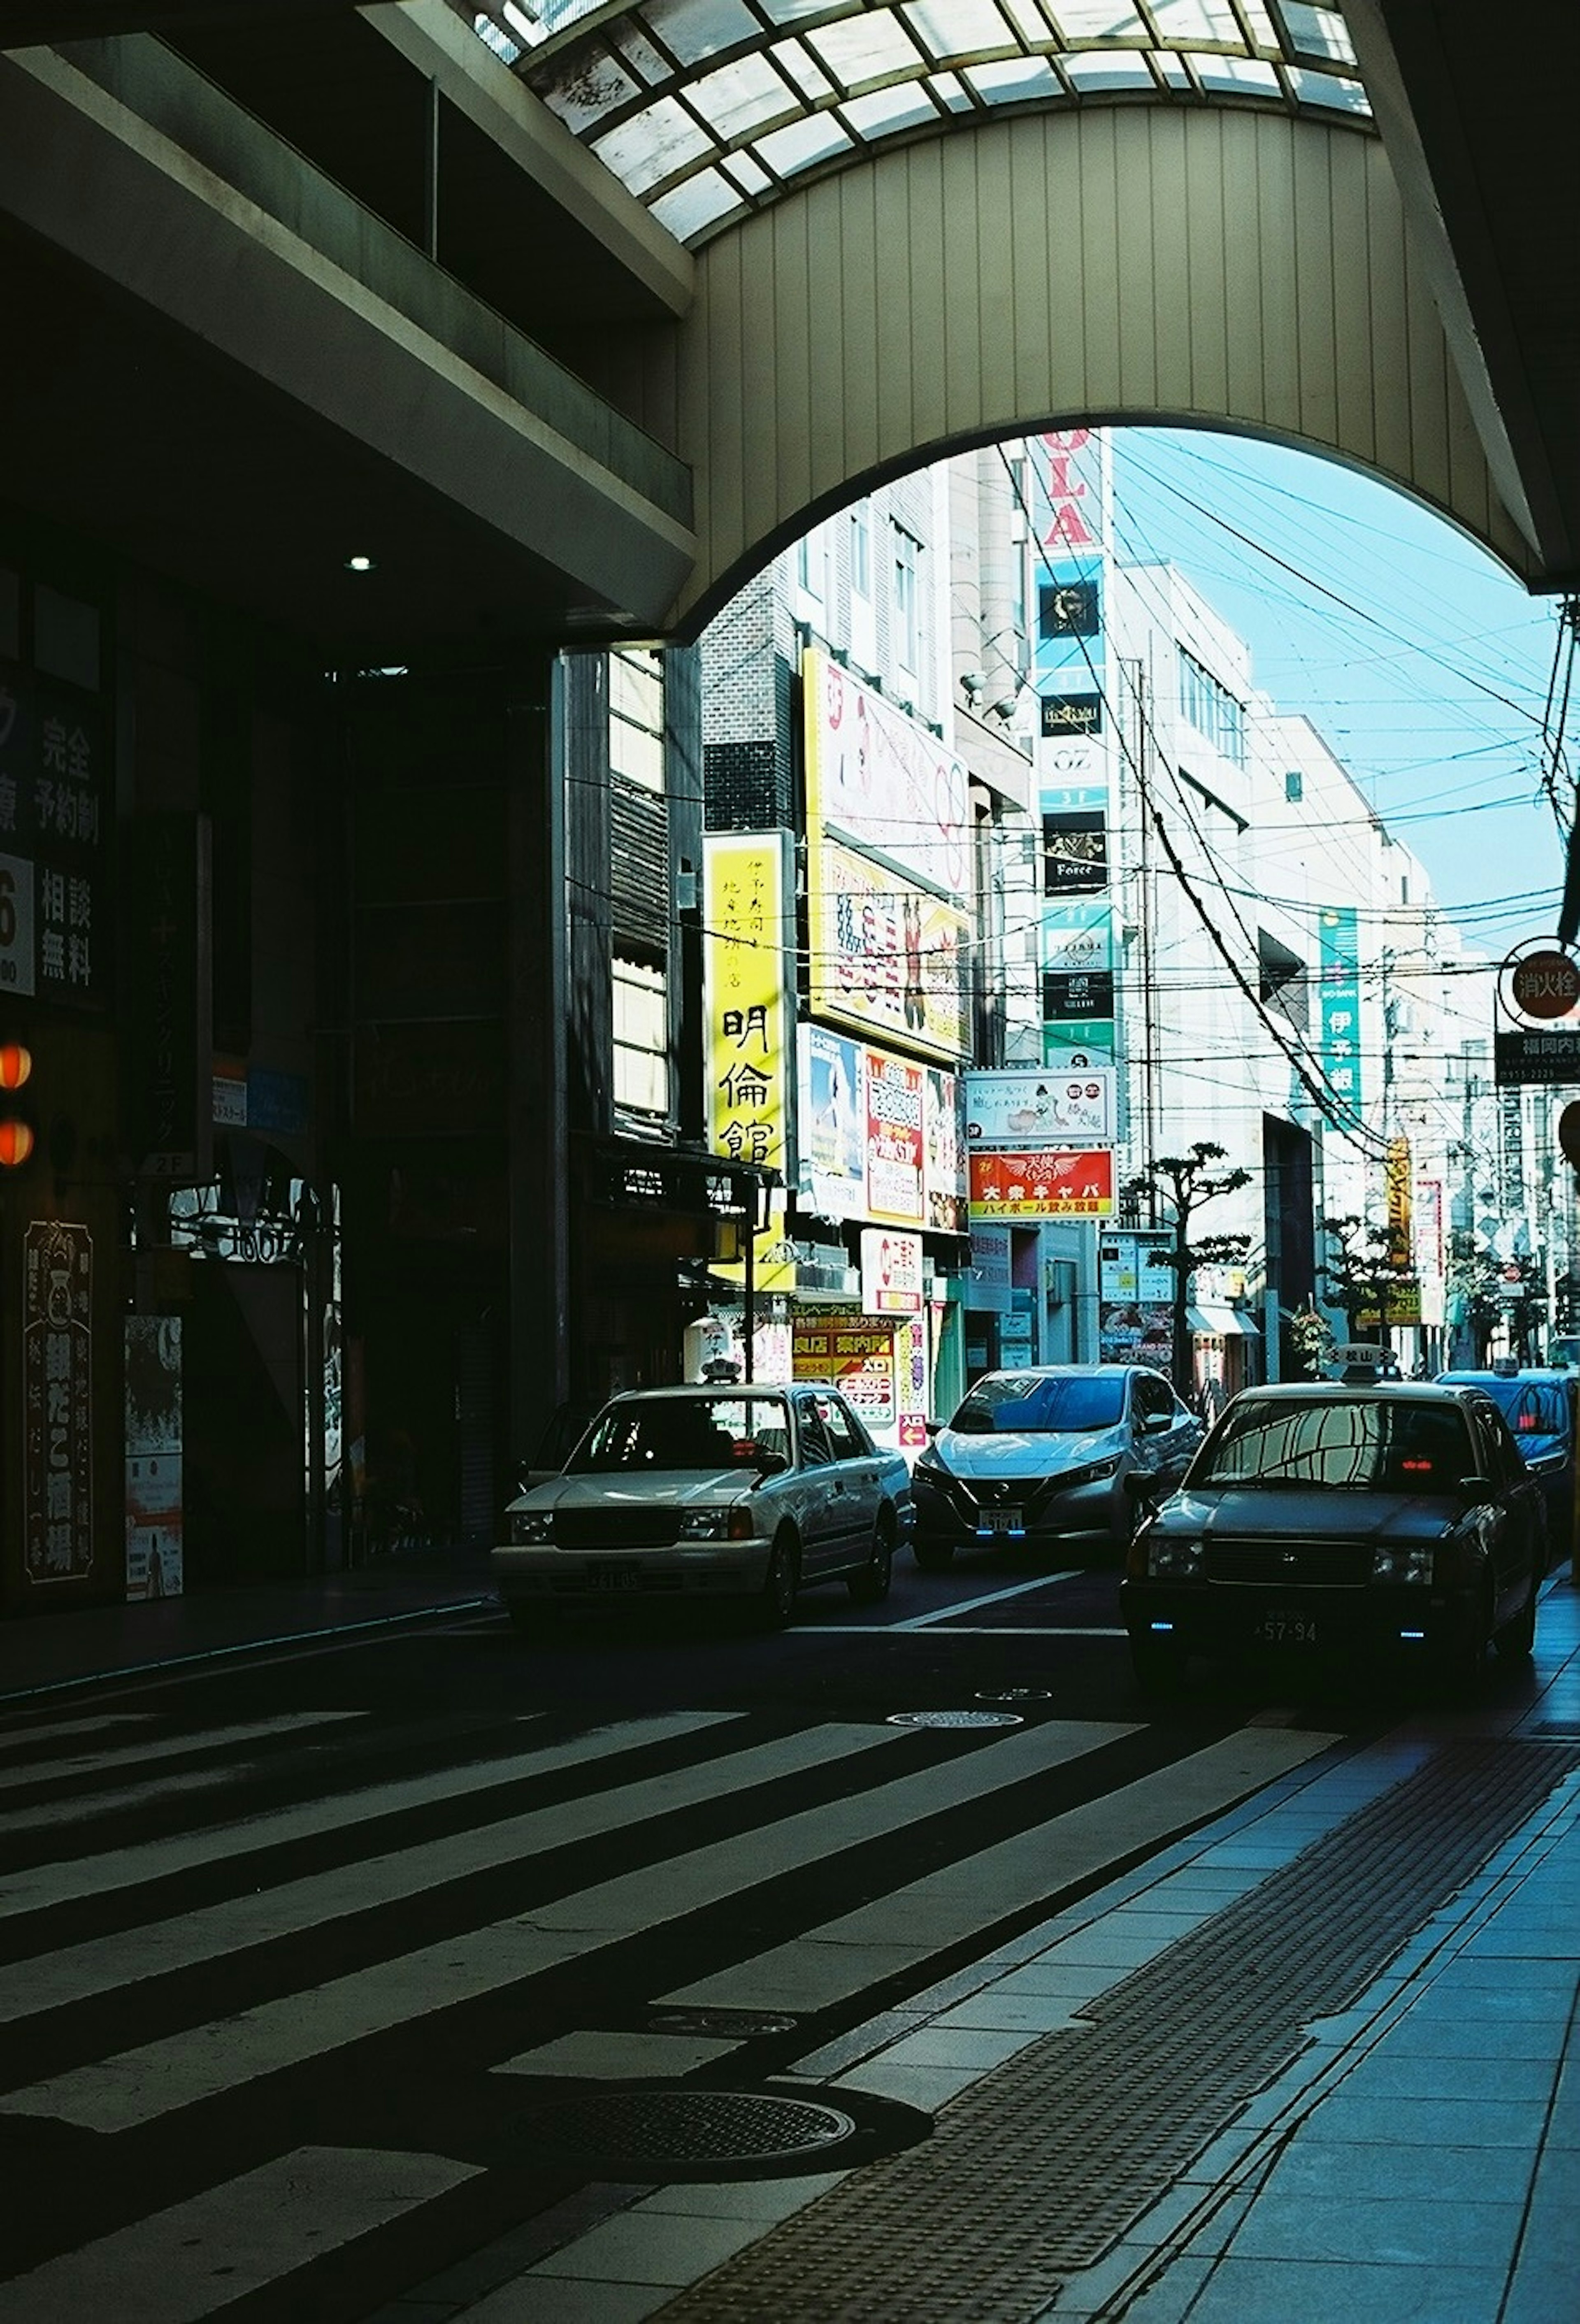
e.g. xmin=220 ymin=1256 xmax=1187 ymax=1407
xmin=0 ymin=1687 xmax=1336 ymax=2319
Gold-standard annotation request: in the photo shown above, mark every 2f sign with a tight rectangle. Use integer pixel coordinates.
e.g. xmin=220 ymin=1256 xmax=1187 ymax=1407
xmin=0 ymin=856 xmax=35 ymax=996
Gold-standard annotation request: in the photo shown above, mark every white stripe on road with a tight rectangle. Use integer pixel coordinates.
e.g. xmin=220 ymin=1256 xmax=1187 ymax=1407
xmin=888 ymin=1573 xmax=1087 ymax=1628
xmin=0 ymin=1710 xmax=732 ymax=1922
xmin=0 ymin=1721 xmax=1134 ymax=2130
xmin=0 ymin=1714 xmax=369 ymax=1831
xmin=0 ymin=1722 xmax=908 ymax=2027
xmin=0 ymin=2147 xmax=478 ymax=2323
xmin=797 ymin=1624 xmax=1129 ymax=1638
xmin=0 ymin=1714 xmax=158 ymax=1756
xmin=658 ymin=1725 xmax=1340 ymax=2015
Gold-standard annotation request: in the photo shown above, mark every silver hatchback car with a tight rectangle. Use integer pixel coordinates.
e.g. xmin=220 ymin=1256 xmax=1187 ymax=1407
xmin=910 ymin=1363 xmax=1202 ymax=1567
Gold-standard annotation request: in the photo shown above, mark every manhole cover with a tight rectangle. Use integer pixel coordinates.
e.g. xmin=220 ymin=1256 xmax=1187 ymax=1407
xmin=888 ymin=1709 xmax=1024 ymax=1729
xmin=514 ymin=2088 xmax=856 ymax=2168
xmin=648 ymin=2009 xmax=799 ymax=2037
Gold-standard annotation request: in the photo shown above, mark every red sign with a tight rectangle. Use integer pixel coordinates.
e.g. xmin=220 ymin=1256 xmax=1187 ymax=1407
xmin=968 ymin=1148 xmax=1115 ymax=1218
xmin=1504 ymin=946 xmax=1580 ymax=1022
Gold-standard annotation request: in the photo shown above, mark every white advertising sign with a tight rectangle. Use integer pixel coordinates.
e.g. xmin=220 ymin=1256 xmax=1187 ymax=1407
xmin=860 ymin=1227 xmax=923 ymax=1315
xmin=966 ymin=1066 xmax=1116 ymax=1146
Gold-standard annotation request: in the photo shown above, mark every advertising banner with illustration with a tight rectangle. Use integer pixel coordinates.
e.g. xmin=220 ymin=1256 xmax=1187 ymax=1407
xmin=969 ymin=1148 xmax=1115 ymax=1218
xmin=924 ymin=1066 xmax=969 ymax=1232
xmin=804 ymin=646 xmax=971 ymax=898
xmin=125 ymin=1315 xmax=183 ymax=1599
xmin=965 ymin=1066 xmax=1115 ymax=1146
xmin=809 ymin=838 xmax=969 ymax=1062
xmin=703 ymin=831 xmax=791 ymax=1178
xmin=800 ymin=1023 xmax=867 ymax=1220
xmin=865 ymin=1048 xmax=925 ymax=1226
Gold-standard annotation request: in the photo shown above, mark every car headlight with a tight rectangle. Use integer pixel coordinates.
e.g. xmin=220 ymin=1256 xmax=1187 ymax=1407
xmin=1371 ymin=1543 xmax=1435 ymax=1586
xmin=678 ymin=1507 xmax=756 ymax=1541
xmin=913 ymin=1447 xmax=947 ymax=1478
xmin=511 ymin=1509 xmax=554 ymax=1544
xmin=1148 ymin=1536 xmax=1204 ymax=1579
xmin=1051 ymin=1455 xmax=1121 ymax=1491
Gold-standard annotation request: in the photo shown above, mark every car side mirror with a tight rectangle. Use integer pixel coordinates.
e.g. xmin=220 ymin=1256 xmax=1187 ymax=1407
xmin=1123 ymin=1469 xmax=1162 ymax=1501
xmin=750 ymin=1449 xmax=788 ymax=1477
xmin=1141 ymin=1411 xmax=1173 ymax=1434
xmin=1456 ymin=1473 xmax=1493 ymax=1501
xmin=925 ymin=1418 xmax=941 ymax=1437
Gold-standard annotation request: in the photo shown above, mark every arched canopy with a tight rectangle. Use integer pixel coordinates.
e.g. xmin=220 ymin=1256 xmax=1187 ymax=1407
xmin=477 ymin=0 xmax=1370 ymax=246
xmin=659 ymin=100 xmax=1536 ymax=633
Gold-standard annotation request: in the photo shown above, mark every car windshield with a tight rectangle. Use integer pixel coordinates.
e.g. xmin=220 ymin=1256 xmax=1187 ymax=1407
xmin=1191 ymin=1397 xmax=1475 ymax=1492
xmin=567 ymin=1395 xmax=790 ymax=1474
xmin=950 ymin=1372 xmax=1126 ymax=1435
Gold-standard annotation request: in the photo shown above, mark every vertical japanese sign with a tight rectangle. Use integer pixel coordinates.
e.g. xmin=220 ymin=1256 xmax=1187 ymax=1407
xmin=0 ymin=658 xmax=107 ymax=1006
xmin=1319 ymin=906 xmax=1363 ymax=1118
xmin=125 ymin=1316 xmax=184 ymax=1600
xmin=923 ymin=1066 xmax=969 ymax=1232
xmin=1385 ymin=1136 xmax=1413 ymax=1270
xmin=703 ymin=832 xmax=790 ymax=1178
xmin=23 ymin=1221 xmax=94 ymax=1585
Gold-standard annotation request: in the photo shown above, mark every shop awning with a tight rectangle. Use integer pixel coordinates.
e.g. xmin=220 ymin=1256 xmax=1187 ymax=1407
xmin=1187 ymin=1304 xmax=1262 ymax=1339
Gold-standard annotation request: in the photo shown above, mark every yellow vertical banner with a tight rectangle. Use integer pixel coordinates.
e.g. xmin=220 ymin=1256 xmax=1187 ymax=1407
xmin=1386 ymin=1136 xmax=1413 ymax=1270
xmin=703 ymin=832 xmax=789 ymax=1178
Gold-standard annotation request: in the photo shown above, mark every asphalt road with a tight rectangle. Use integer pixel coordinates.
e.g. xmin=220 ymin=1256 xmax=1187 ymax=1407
xmin=0 ymin=1550 xmax=1542 ymax=2321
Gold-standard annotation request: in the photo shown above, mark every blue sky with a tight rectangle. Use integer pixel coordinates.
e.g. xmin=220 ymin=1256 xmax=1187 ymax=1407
xmin=1109 ymin=426 xmax=1570 ymax=964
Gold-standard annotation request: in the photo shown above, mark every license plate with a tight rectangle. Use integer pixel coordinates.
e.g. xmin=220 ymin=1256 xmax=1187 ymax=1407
xmin=977 ymin=1509 xmax=1024 ymax=1536
xmin=1253 ymin=1607 xmax=1318 ymax=1646
xmin=586 ymin=1562 xmax=641 ymax=1592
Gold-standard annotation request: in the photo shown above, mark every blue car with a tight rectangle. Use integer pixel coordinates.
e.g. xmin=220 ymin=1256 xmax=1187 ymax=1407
xmin=1436 ymin=1368 xmax=1575 ymax=1569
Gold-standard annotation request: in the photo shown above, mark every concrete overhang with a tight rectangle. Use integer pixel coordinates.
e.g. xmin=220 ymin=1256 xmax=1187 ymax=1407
xmin=0 ymin=35 xmax=697 ymax=653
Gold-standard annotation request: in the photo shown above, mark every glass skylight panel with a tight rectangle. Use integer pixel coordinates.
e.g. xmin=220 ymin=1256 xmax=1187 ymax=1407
xmin=769 ymin=35 xmax=836 ymax=102
xmin=593 ymin=95 xmax=716 ymax=195
xmin=1278 ymin=4 xmax=1357 ymax=66
xmin=608 ymin=23 xmax=674 ymax=84
xmin=689 ymin=51 xmax=798 ymax=139
xmin=1237 ymin=3 xmax=1280 ymax=45
xmin=1287 ymin=66 xmax=1368 ymax=112
xmin=536 ymin=51 xmax=645 ymax=135
xmin=902 ymin=0 xmax=1018 ymax=65
xmin=650 ymin=169 xmax=745 ymax=238
xmin=644 ymin=0 xmax=761 ymax=69
xmin=927 ymin=71 xmax=976 ymax=111
xmin=1062 ymin=49 xmax=1155 ymax=88
xmin=1048 ymin=2 xmax=1148 ymax=40
xmin=1151 ymin=0 xmax=1249 ymax=47
xmin=723 ymin=148 xmax=774 ymax=193
xmin=753 ymin=109 xmax=856 ymax=176
xmin=841 ymin=82 xmax=946 ymax=138
xmin=1192 ymin=53 xmax=1282 ymax=93
xmin=758 ymin=0 xmax=842 ymax=22
xmin=967 ymin=55 xmax=1064 ymax=102
xmin=1002 ymin=0 xmax=1053 ymax=40
xmin=806 ymin=12 xmax=924 ymax=89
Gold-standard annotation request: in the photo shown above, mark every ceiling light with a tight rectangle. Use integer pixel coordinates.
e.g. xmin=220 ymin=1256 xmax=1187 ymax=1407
xmin=345 ymin=554 xmax=376 ymax=574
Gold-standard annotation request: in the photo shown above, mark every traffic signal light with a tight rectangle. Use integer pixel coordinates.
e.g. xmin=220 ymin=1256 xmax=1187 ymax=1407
xmin=0 ymin=1042 xmax=35 ymax=1168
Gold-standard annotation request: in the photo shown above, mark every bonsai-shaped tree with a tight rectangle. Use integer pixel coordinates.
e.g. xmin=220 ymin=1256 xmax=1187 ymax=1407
xmin=1322 ymin=1213 xmax=1418 ymax=1345
xmin=1120 ymin=1142 xmax=1252 ymax=1398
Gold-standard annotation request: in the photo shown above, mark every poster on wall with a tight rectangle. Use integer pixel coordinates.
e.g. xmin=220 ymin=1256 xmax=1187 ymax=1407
xmin=1099 ymin=1230 xmax=1176 ymax=1371
xmin=125 ymin=1315 xmax=184 ymax=1599
xmin=969 ymin=1148 xmax=1115 ymax=1218
xmin=23 ymin=1221 xmax=93 ymax=1583
xmin=800 ymin=1024 xmax=867 ymax=1218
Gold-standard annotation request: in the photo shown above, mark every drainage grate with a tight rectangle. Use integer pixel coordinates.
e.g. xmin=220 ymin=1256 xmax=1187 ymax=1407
xmin=654 ymin=1737 xmax=1580 ymax=2322
xmin=887 ymin=1710 xmax=1024 ymax=1729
